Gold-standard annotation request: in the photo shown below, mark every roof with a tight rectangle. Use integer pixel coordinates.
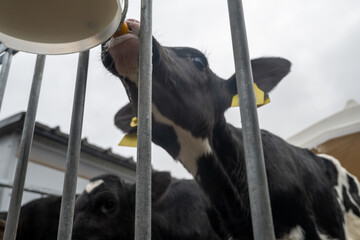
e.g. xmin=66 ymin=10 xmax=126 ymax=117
xmin=0 ymin=112 xmax=136 ymax=170
xmin=287 ymin=99 xmax=360 ymax=148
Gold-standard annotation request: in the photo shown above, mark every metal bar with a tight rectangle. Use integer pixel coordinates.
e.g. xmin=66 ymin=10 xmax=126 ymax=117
xmin=57 ymin=50 xmax=89 ymax=240
xmin=227 ymin=0 xmax=276 ymax=239
xmin=0 ymin=179 xmax=61 ymax=196
xmin=3 ymin=54 xmax=46 ymax=240
xmin=134 ymin=0 xmax=153 ymax=239
xmin=0 ymin=49 xmax=13 ymax=112
xmin=0 ymin=43 xmax=6 ymax=54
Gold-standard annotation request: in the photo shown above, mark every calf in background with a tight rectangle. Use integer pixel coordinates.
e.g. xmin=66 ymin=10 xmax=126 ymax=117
xmin=0 ymin=196 xmax=61 ymax=240
xmin=0 ymin=218 xmax=5 ymax=240
xmin=72 ymin=172 xmax=221 ymax=240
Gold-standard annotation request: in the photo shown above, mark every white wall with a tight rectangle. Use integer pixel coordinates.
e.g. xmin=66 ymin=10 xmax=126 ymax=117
xmin=0 ymin=162 xmax=89 ymax=211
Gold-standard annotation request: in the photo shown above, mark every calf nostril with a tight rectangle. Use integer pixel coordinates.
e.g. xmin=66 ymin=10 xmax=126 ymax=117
xmin=126 ymin=19 xmax=140 ymax=24
xmin=125 ymin=19 xmax=141 ymax=32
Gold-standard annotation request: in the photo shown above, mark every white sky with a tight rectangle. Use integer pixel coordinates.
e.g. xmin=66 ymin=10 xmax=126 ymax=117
xmin=1 ymin=0 xmax=359 ymax=179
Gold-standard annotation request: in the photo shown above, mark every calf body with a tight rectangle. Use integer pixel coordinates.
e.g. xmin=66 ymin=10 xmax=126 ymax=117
xmin=0 ymin=196 xmax=61 ymax=240
xmin=72 ymin=172 xmax=221 ymax=240
xmin=102 ymin=19 xmax=360 ymax=239
xmin=0 ymin=219 xmax=5 ymax=240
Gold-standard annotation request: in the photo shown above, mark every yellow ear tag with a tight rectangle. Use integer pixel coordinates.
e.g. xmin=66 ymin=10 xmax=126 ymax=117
xmin=130 ymin=117 xmax=138 ymax=127
xmin=231 ymin=83 xmax=270 ymax=108
xmin=118 ymin=117 xmax=138 ymax=147
xmin=118 ymin=133 xmax=138 ymax=147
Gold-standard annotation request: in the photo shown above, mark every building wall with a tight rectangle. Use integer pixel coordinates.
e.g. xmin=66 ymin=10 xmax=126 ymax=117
xmin=313 ymin=131 xmax=360 ymax=179
xmin=0 ymin=162 xmax=89 ymax=211
xmin=0 ymin=130 xmax=136 ymax=212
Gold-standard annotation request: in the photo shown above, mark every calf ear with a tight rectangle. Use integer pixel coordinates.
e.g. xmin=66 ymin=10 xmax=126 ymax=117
xmin=114 ymin=103 xmax=137 ymax=134
xmin=226 ymin=57 xmax=291 ymax=95
xmin=151 ymin=171 xmax=172 ymax=203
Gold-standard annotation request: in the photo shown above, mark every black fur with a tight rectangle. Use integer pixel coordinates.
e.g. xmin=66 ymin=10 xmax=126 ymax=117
xmin=72 ymin=172 xmax=221 ymax=240
xmin=103 ymin=22 xmax=359 ymax=239
xmin=0 ymin=196 xmax=61 ymax=240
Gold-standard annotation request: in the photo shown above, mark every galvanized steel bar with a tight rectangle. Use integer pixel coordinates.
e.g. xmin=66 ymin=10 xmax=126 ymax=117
xmin=0 ymin=49 xmax=13 ymax=112
xmin=57 ymin=50 xmax=89 ymax=240
xmin=3 ymin=54 xmax=46 ymax=240
xmin=134 ymin=0 xmax=153 ymax=239
xmin=227 ymin=0 xmax=276 ymax=239
xmin=0 ymin=43 xmax=6 ymax=54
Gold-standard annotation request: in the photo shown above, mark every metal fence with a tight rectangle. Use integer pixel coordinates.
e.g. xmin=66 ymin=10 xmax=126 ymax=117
xmin=0 ymin=0 xmax=274 ymax=239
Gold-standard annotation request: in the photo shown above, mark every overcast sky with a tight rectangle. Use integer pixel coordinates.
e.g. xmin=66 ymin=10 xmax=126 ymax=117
xmin=1 ymin=0 xmax=359 ymax=179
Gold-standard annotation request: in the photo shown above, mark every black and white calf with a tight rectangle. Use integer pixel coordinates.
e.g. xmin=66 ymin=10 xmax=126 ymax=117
xmin=72 ymin=172 xmax=221 ymax=240
xmin=102 ymin=19 xmax=360 ymax=240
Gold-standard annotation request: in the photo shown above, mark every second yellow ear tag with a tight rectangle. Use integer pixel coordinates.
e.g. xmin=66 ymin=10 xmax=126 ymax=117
xmin=118 ymin=117 xmax=138 ymax=147
xmin=118 ymin=133 xmax=138 ymax=147
xmin=231 ymin=83 xmax=270 ymax=108
xmin=130 ymin=117 xmax=138 ymax=127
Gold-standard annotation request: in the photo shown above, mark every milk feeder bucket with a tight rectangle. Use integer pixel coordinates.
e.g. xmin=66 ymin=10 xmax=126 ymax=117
xmin=0 ymin=0 xmax=127 ymax=54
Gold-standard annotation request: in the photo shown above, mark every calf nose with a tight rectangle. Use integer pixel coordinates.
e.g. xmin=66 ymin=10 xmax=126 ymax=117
xmin=126 ymin=19 xmax=140 ymax=24
xmin=125 ymin=19 xmax=141 ymax=36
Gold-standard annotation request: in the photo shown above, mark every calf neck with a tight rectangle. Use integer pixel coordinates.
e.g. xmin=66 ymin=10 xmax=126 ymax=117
xmin=102 ymin=19 xmax=360 ymax=240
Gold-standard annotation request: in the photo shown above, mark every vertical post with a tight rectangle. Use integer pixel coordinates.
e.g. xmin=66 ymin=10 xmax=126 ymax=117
xmin=0 ymin=49 xmax=13 ymax=112
xmin=3 ymin=54 xmax=46 ymax=240
xmin=134 ymin=0 xmax=152 ymax=239
xmin=57 ymin=50 xmax=89 ymax=240
xmin=227 ymin=0 xmax=276 ymax=239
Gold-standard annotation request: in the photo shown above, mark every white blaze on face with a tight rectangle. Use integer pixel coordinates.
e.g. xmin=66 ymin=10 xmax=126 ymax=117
xmin=152 ymin=105 xmax=212 ymax=176
xmin=85 ymin=179 xmax=104 ymax=194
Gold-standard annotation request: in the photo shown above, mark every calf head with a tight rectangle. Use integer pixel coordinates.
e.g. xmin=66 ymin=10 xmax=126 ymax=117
xmin=102 ymin=19 xmax=291 ymax=173
xmin=72 ymin=172 xmax=171 ymax=240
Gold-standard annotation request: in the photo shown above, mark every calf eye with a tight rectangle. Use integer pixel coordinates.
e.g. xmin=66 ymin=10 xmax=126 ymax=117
xmin=191 ymin=56 xmax=206 ymax=69
xmin=101 ymin=200 xmax=117 ymax=214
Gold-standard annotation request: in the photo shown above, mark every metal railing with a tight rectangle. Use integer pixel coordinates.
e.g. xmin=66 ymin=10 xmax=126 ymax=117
xmin=57 ymin=50 xmax=89 ymax=240
xmin=134 ymin=0 xmax=153 ymax=239
xmin=3 ymin=54 xmax=45 ymax=240
xmin=227 ymin=0 xmax=275 ymax=239
xmin=0 ymin=0 xmax=275 ymax=239
xmin=0 ymin=46 xmax=14 ymax=112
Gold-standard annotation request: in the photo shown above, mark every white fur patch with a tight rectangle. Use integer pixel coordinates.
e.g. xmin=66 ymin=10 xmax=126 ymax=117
xmin=317 ymin=230 xmax=339 ymax=240
xmin=279 ymin=226 xmax=304 ymax=240
xmin=152 ymin=105 xmax=212 ymax=176
xmin=344 ymin=210 xmax=360 ymax=240
xmin=277 ymin=225 xmax=340 ymax=240
xmin=317 ymin=154 xmax=360 ymax=240
xmin=85 ymin=179 xmax=104 ymax=193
